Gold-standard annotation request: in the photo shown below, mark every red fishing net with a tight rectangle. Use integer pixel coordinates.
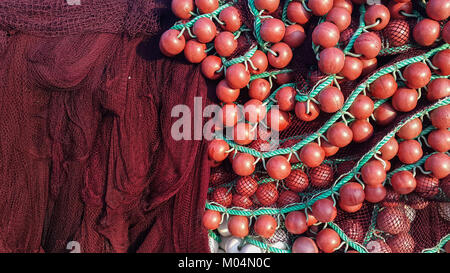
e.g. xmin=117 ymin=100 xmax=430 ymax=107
xmin=0 ymin=0 xmax=213 ymax=253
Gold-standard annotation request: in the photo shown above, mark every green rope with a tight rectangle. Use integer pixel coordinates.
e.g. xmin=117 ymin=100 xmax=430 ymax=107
xmin=385 ymin=153 xmax=435 ymax=179
xmin=208 ymin=230 xmax=221 ymax=243
xmin=373 ymin=98 xmax=389 ymax=109
xmin=295 ymin=75 xmax=334 ymax=102
xmin=263 ymin=83 xmax=297 ymax=108
xmin=218 ymin=43 xmax=450 ymax=160
xmin=344 ymin=5 xmax=367 ymax=53
xmin=292 ymin=5 xmax=367 ymax=106
xmin=363 ymin=204 xmax=381 ymax=245
xmin=222 ymin=45 xmax=258 ymax=68
xmin=244 ymin=237 xmax=290 ymax=253
xmin=249 ymin=69 xmax=294 ymax=81
xmin=247 ymin=0 xmax=266 ymax=50
xmin=170 ymin=3 xmax=233 ymax=30
xmin=281 ymin=0 xmax=292 ymax=23
xmin=419 ymin=125 xmax=436 ymax=137
xmin=430 ymin=74 xmax=450 ymax=80
xmin=379 ymin=44 xmax=417 ymax=56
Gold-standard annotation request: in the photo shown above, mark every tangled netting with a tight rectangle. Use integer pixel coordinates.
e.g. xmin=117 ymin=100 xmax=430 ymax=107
xmin=0 ymin=0 xmax=216 ymax=253
xmin=160 ymin=0 xmax=450 ymax=253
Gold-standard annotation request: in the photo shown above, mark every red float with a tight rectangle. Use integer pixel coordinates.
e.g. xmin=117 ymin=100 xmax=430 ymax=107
xmin=226 ymin=63 xmax=250 ymax=89
xmin=361 ymin=160 xmax=386 ymax=186
xmin=427 ymin=129 xmax=450 ymax=152
xmin=316 ymin=228 xmax=341 ymax=253
xmin=275 ymin=86 xmax=296 ymax=111
xmin=285 ymin=211 xmax=308 ymax=235
xmin=339 ymin=182 xmax=365 ymax=206
xmin=260 ymin=18 xmax=286 ymax=43
xmin=364 ymin=184 xmax=387 ymax=203
xmin=284 ymin=169 xmax=309 ymax=193
xmin=283 ymin=24 xmax=306 ymax=48
xmin=317 ymin=86 xmax=345 ymax=113
xmin=193 ymin=17 xmax=217 ymax=43
xmin=392 ymin=88 xmax=418 ymax=112
xmin=295 ymin=101 xmax=321 ymax=122
xmin=326 ymin=122 xmax=353 ymax=148
xmin=397 ymin=118 xmax=422 ymax=140
xmin=214 ymin=31 xmax=237 ymax=57
xmin=424 ymin=153 xmax=450 ymax=179
xmin=397 ymin=140 xmax=423 ymax=164
xmin=354 ymin=32 xmax=381 ymax=59
xmin=312 ymin=22 xmax=340 ymax=48
xmin=310 ymin=164 xmax=334 ymax=188
xmin=318 ymin=47 xmax=345 ymax=74
xmin=266 ymin=156 xmax=292 ymax=180
xmin=374 ymin=102 xmax=398 ymax=126
xmin=348 ymin=95 xmax=374 ymax=119
xmin=403 ymin=62 xmax=431 ymax=89
xmin=268 ymin=42 xmax=293 ymax=68
xmin=219 ymin=6 xmax=242 ymax=32
xmin=311 ymin=198 xmax=337 ymax=223
xmin=249 ymin=78 xmax=271 ymax=101
xmin=369 ymin=74 xmax=398 ymax=99
xmin=364 ymin=4 xmax=391 ymax=30
xmin=413 ymin=19 xmax=440 ymax=46
xmin=350 ymin=119 xmax=374 ymax=143
xmin=232 ymin=153 xmax=256 ymax=176
xmin=391 ymin=171 xmax=416 ymax=195
xmin=292 ymin=237 xmax=319 ymax=253
xmin=208 ymin=139 xmax=229 ymax=162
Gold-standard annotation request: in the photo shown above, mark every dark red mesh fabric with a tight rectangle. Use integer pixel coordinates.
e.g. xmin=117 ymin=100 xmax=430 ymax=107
xmin=0 ymin=1 xmax=212 ymax=253
xmin=0 ymin=0 xmax=161 ymax=38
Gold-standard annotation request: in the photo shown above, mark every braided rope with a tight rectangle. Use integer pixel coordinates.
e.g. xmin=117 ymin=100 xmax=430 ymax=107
xmin=249 ymin=69 xmax=294 ymax=81
xmin=209 ymin=230 xmax=221 ymax=243
xmin=222 ymin=44 xmax=258 ymax=68
xmin=240 ymin=222 xmax=370 ymax=253
xmin=247 ymin=0 xmax=266 ymax=50
xmin=244 ymin=237 xmax=290 ymax=253
xmin=344 ymin=5 xmax=367 ymax=53
xmin=281 ymin=0 xmax=292 ymax=23
xmin=379 ymin=44 xmax=417 ymax=56
xmin=385 ymin=153 xmax=435 ymax=180
xmin=207 ymin=156 xmax=357 ymax=194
